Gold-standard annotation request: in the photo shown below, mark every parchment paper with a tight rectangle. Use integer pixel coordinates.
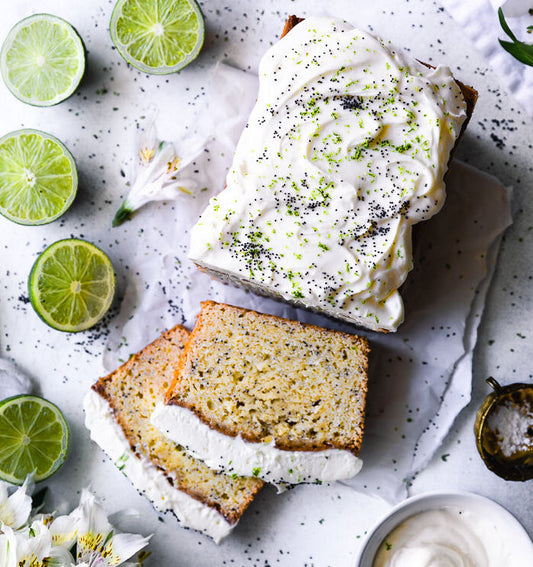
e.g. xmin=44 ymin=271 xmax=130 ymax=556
xmin=104 ymin=63 xmax=512 ymax=503
xmin=443 ymin=0 xmax=533 ymax=115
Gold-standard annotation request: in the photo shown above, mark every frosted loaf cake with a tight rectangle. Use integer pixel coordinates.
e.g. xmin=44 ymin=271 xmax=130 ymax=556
xmin=83 ymin=325 xmax=263 ymax=543
xmin=151 ymin=302 xmax=369 ymax=485
xmin=188 ymin=16 xmax=475 ymax=332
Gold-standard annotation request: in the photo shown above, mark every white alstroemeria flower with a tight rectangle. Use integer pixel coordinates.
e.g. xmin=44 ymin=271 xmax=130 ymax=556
xmin=0 ymin=486 xmax=150 ymax=567
xmin=0 ymin=520 xmax=55 ymax=567
xmin=0 ymin=525 xmax=17 ymax=567
xmin=0 ymin=478 xmax=32 ymax=530
xmin=74 ymin=490 xmax=150 ymax=566
xmin=47 ymin=507 xmax=82 ymax=551
xmin=112 ymin=114 xmax=207 ymax=226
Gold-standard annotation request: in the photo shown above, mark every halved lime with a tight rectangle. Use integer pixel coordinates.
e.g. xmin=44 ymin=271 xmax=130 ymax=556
xmin=0 ymin=394 xmax=69 ymax=485
xmin=0 ymin=13 xmax=85 ymax=106
xmin=110 ymin=0 xmax=205 ymax=75
xmin=0 ymin=129 xmax=77 ymax=226
xmin=29 ymin=239 xmax=115 ymax=332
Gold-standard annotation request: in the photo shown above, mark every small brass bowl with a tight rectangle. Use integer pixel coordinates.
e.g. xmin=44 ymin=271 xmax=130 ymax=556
xmin=474 ymin=377 xmax=533 ymax=481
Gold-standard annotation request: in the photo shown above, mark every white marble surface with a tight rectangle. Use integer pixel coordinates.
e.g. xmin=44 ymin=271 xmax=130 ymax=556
xmin=0 ymin=1 xmax=532 ymax=566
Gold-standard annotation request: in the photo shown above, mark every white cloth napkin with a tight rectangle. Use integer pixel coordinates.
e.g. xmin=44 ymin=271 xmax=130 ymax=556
xmin=104 ymin=63 xmax=512 ymax=503
xmin=0 ymin=359 xmax=32 ymax=399
xmin=442 ymin=0 xmax=533 ymax=114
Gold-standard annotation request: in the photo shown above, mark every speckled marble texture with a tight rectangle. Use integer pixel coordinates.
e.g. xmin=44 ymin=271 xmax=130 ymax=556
xmin=0 ymin=1 xmax=532 ymax=566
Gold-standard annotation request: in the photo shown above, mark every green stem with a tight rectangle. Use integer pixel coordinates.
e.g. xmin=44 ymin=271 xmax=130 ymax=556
xmin=112 ymin=202 xmax=132 ymax=227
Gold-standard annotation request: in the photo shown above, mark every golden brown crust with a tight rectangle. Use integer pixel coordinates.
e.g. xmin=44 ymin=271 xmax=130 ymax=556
xmin=166 ymin=301 xmax=369 ymax=456
xmin=281 ymin=15 xmax=303 ymax=38
xmin=93 ymin=324 xmax=189 ymax=406
xmin=454 ymin=80 xmax=477 ymax=145
xmin=193 ymin=262 xmax=393 ymax=333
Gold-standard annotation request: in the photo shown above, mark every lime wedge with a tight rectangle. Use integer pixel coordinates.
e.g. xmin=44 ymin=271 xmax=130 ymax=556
xmin=0 ymin=129 xmax=77 ymax=226
xmin=110 ymin=0 xmax=205 ymax=74
xmin=0 ymin=13 xmax=85 ymax=106
xmin=0 ymin=394 xmax=69 ymax=485
xmin=29 ymin=239 xmax=115 ymax=333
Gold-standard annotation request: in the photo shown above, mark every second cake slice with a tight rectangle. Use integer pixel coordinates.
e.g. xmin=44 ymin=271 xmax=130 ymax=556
xmin=152 ymin=301 xmax=369 ymax=485
xmin=84 ymin=324 xmax=263 ymax=543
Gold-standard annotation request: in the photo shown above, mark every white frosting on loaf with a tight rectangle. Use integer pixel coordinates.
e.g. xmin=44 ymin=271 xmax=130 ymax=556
xmin=189 ymin=17 xmax=467 ymax=331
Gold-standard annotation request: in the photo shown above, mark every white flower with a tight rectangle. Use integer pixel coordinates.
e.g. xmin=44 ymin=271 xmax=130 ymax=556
xmin=0 ymin=520 xmax=54 ymax=567
xmin=0 ymin=525 xmax=17 ymax=567
xmin=74 ymin=490 xmax=150 ymax=566
xmin=0 ymin=478 xmax=32 ymax=530
xmin=112 ymin=113 xmax=207 ymax=226
xmin=47 ymin=507 xmax=81 ymax=550
xmin=0 ymin=483 xmax=150 ymax=567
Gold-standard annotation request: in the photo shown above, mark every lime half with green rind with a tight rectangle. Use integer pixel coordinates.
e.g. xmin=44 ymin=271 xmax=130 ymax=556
xmin=29 ymin=238 xmax=116 ymax=333
xmin=110 ymin=0 xmax=205 ymax=75
xmin=0 ymin=129 xmax=77 ymax=225
xmin=0 ymin=13 xmax=85 ymax=107
xmin=0 ymin=394 xmax=69 ymax=485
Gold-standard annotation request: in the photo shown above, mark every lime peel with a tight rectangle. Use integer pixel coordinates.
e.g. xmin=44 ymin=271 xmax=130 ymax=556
xmin=0 ymin=394 xmax=69 ymax=485
xmin=29 ymin=239 xmax=115 ymax=332
xmin=0 ymin=13 xmax=85 ymax=106
xmin=110 ymin=0 xmax=205 ymax=75
xmin=0 ymin=129 xmax=77 ymax=226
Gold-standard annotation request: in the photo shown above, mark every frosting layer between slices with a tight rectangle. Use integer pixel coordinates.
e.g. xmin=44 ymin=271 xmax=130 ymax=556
xmin=83 ymin=389 xmax=234 ymax=543
xmin=189 ymin=16 xmax=467 ymax=331
xmin=151 ymin=402 xmax=363 ymax=486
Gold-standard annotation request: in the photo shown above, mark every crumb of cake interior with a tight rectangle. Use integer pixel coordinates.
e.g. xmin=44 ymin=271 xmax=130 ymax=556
xmin=188 ymin=16 xmax=476 ymax=332
xmin=151 ymin=301 xmax=369 ymax=486
xmin=83 ymin=324 xmax=263 ymax=543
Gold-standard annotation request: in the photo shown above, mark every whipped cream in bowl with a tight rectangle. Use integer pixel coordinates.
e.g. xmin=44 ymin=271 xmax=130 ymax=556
xmin=355 ymin=491 xmax=533 ymax=567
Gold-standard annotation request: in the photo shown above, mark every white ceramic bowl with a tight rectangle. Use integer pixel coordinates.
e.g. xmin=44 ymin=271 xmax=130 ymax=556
xmin=355 ymin=490 xmax=533 ymax=566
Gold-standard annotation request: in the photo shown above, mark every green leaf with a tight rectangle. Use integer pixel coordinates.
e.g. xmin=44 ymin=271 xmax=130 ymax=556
xmin=498 ymin=7 xmax=519 ymax=42
xmin=499 ymin=39 xmax=533 ymax=66
xmin=498 ymin=8 xmax=533 ymax=67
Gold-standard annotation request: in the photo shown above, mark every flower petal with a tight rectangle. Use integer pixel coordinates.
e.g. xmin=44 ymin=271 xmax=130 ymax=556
xmin=78 ymin=489 xmax=113 ymax=536
xmin=5 ymin=520 xmax=53 ymax=566
xmin=47 ymin=544 xmax=75 ymax=567
xmin=48 ymin=511 xmax=80 ymax=549
xmin=137 ymin=109 xmax=159 ymax=167
xmin=112 ymin=115 xmax=208 ymax=226
xmin=102 ymin=533 xmax=151 ymax=566
xmin=0 ymin=478 xmax=32 ymax=529
xmin=0 ymin=481 xmax=8 ymax=504
xmin=0 ymin=525 xmax=18 ymax=567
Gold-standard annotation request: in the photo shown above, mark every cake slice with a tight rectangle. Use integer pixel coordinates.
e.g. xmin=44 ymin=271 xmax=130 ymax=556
xmin=151 ymin=302 xmax=369 ymax=485
xmin=188 ymin=16 xmax=477 ymax=332
xmin=83 ymin=325 xmax=263 ymax=543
